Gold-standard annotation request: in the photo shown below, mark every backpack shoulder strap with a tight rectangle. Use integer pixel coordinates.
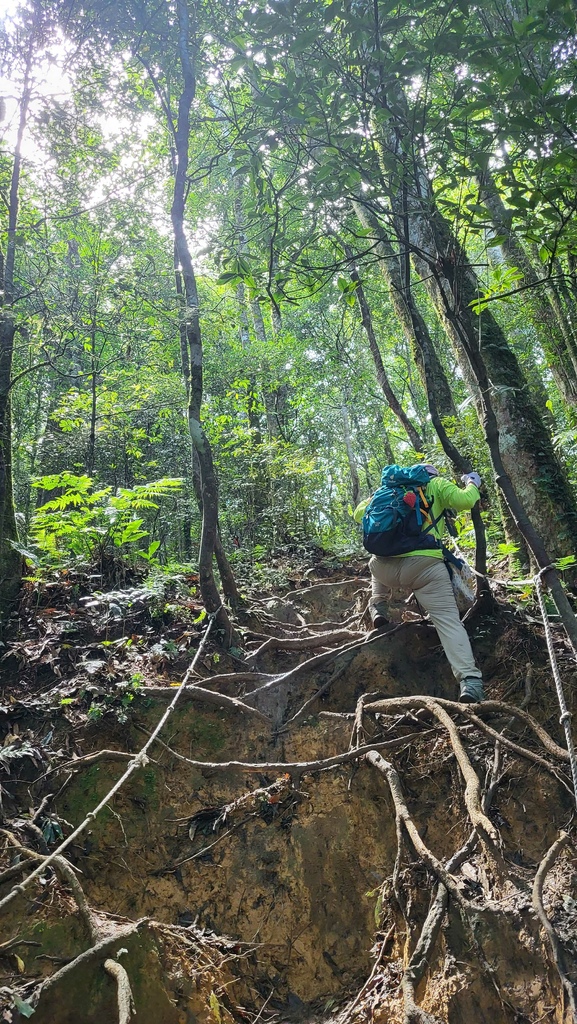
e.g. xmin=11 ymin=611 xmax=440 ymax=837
xmin=417 ymin=486 xmax=445 ymax=536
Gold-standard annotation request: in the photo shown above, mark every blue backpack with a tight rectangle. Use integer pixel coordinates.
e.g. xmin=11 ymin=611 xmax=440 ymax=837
xmin=362 ymin=464 xmax=443 ymax=557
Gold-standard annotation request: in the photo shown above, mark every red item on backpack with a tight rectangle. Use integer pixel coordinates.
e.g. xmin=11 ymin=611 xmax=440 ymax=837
xmin=403 ymin=492 xmax=417 ymax=508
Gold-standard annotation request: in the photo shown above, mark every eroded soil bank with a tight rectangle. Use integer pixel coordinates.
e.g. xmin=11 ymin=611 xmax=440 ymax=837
xmin=1 ymin=563 xmax=576 ymax=1023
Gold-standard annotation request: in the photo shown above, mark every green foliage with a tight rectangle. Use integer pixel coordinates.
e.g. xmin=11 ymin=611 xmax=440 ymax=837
xmin=470 ymin=266 xmax=526 ymax=314
xmin=29 ymin=473 xmax=182 ymax=570
xmin=3 ymin=0 xmax=577 ymax=593
xmin=85 ymin=676 xmax=143 ymax=724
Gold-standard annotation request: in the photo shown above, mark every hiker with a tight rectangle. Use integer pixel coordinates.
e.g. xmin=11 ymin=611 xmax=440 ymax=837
xmin=354 ymin=464 xmax=485 ymax=704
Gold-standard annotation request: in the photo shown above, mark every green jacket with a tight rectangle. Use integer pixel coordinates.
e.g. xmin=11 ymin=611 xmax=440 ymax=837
xmin=353 ymin=475 xmax=480 ymax=559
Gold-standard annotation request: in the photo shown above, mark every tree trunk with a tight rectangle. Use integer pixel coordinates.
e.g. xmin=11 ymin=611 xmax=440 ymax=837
xmin=343 ymin=243 xmax=424 ymax=452
xmin=190 ymin=451 xmax=242 ymax=609
xmin=341 ymin=402 xmax=361 ymax=507
xmin=350 ymin=209 xmax=489 ymax=582
xmin=351 ymin=204 xmax=457 ymax=420
xmin=0 ymin=322 xmax=20 ymax=621
xmin=479 ymin=170 xmax=577 ymax=404
xmin=380 ymin=158 xmax=577 ymax=560
xmin=477 ymin=348 xmax=577 ymax=653
xmin=398 ymin=179 xmax=577 ymax=642
xmin=169 ymin=0 xmax=235 ymax=634
xmin=87 ymin=323 xmax=97 ymax=476
xmin=0 ymin=12 xmax=36 ymax=621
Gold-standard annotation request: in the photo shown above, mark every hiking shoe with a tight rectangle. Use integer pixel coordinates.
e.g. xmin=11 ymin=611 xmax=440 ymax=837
xmin=459 ymin=678 xmax=485 ymax=704
xmin=370 ymin=603 xmax=389 ymax=629
xmin=372 ymin=614 xmax=389 ymax=629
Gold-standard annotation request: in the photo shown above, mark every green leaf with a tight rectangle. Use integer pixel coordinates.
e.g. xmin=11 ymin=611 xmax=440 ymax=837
xmin=555 ymin=554 xmax=577 ymax=570
xmin=374 ymin=891 xmax=383 ymax=925
xmin=209 ymin=992 xmax=222 ymax=1023
xmin=217 ymin=271 xmax=242 ymax=286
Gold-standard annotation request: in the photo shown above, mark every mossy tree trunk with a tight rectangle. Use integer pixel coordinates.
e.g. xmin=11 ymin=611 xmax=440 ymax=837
xmin=374 ymin=158 xmax=577 ymax=644
xmin=350 ymin=205 xmax=489 ymax=580
xmin=379 ymin=160 xmax=577 ymax=560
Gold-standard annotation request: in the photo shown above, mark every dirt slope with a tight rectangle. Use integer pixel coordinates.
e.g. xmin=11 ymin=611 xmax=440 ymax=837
xmin=0 ymin=563 xmax=576 ymax=1024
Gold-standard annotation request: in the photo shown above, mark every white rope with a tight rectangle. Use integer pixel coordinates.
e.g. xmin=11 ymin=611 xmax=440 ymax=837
xmin=0 ymin=610 xmax=220 ymax=915
xmin=533 ymin=568 xmax=577 ymax=808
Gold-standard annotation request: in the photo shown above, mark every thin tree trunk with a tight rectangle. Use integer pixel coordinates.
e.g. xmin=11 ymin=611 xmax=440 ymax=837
xmin=0 ymin=14 xmax=36 ymax=620
xmin=269 ymin=249 xmax=282 ymax=337
xmin=170 ymin=0 xmax=235 ymax=633
xmin=350 ymin=407 xmax=379 ymax=488
xmin=174 ymin=250 xmax=190 ymax=386
xmin=344 ymin=243 xmax=425 ymax=452
xmin=87 ymin=323 xmax=97 ymax=476
xmin=237 ymin=283 xmax=251 ymax=348
xmin=251 ymin=300 xmax=268 ymax=344
xmin=177 ymin=262 xmax=241 ymax=606
xmin=351 ymin=204 xmax=458 ymax=420
xmin=190 ymin=451 xmax=242 ymax=608
xmin=341 ymin=402 xmax=361 ymax=507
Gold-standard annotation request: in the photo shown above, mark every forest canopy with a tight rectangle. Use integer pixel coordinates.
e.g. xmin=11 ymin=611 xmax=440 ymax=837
xmin=1 ymin=0 xmax=577 ymax=624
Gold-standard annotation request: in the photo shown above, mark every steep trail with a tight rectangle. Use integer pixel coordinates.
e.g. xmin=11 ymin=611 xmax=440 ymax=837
xmin=0 ymin=561 xmax=576 ymax=1023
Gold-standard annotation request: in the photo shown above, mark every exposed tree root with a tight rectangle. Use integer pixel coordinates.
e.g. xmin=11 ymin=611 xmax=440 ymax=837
xmin=104 ymin=957 xmax=136 ymax=1024
xmin=334 ymin=923 xmax=395 ymax=1024
xmin=142 ymin=684 xmax=271 ymax=721
xmin=465 ymin=700 xmax=571 ymax=762
xmin=1 ymin=830 xmax=98 ymax=942
xmin=400 ymin=829 xmax=491 ymax=1021
xmin=532 ymin=831 xmax=577 ymax=1021
xmin=3 ymin=576 xmax=576 ymax=1024
xmin=365 ymin=698 xmax=499 ymax=850
xmin=0 ymin=857 xmax=35 ymax=885
xmin=30 ymin=922 xmax=145 ymax=1005
xmin=365 ymin=696 xmax=572 ymax=791
xmin=365 ymin=751 xmax=481 ymax=909
xmin=245 ymin=628 xmax=363 ymax=665
xmin=279 ymin=657 xmax=357 ymax=730
xmin=283 ymin=578 xmax=363 ymax=600
xmin=243 ymin=626 xmax=409 ymax=703
xmin=40 ymin=749 xmax=139 ymax=782
xmin=133 ymin=723 xmax=437 ymax=778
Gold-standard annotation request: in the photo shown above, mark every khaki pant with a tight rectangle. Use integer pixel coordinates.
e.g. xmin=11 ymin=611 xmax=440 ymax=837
xmin=369 ymin=555 xmax=482 ymax=683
